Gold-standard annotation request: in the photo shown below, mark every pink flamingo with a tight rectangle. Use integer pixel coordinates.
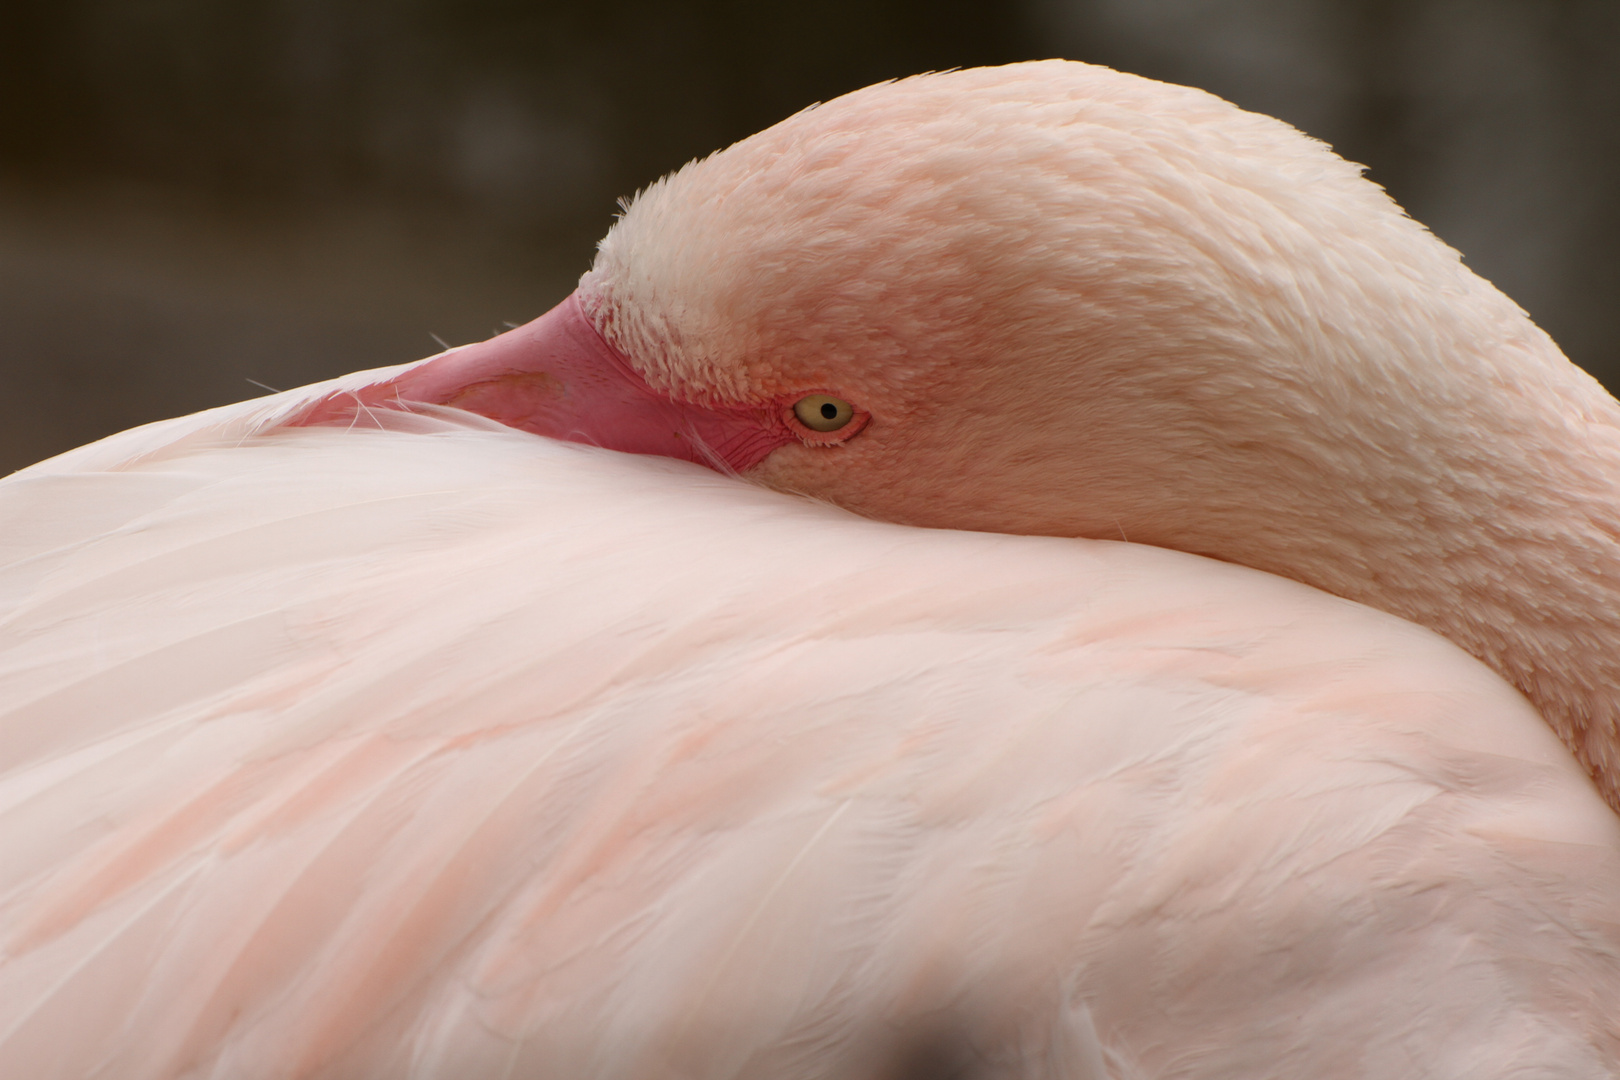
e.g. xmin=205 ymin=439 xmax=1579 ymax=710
xmin=3 ymin=62 xmax=1618 ymax=1078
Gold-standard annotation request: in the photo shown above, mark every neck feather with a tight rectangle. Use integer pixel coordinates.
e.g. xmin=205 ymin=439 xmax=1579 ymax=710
xmin=1211 ymin=338 xmax=1620 ymax=812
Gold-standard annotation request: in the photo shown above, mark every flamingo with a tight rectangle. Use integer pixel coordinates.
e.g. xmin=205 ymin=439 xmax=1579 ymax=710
xmin=2 ymin=60 xmax=1618 ymax=1078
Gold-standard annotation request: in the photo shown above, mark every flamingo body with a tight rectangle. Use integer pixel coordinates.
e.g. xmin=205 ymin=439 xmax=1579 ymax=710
xmin=5 ymin=60 xmax=1620 ymax=1077
xmin=2 ymin=409 xmax=1618 ymax=1077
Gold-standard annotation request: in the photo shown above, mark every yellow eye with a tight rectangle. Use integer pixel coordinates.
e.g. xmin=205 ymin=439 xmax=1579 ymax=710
xmin=792 ymin=394 xmax=855 ymax=432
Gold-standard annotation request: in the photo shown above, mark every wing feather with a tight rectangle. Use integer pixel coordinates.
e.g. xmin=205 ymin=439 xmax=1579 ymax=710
xmin=2 ymin=414 xmax=1617 ymax=1078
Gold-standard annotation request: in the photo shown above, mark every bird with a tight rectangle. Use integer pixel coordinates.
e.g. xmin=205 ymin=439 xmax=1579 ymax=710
xmin=3 ymin=59 xmax=1619 ymax=1079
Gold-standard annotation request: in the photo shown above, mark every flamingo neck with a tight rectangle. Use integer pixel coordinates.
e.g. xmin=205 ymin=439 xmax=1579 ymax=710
xmin=1210 ymin=361 xmax=1620 ymax=813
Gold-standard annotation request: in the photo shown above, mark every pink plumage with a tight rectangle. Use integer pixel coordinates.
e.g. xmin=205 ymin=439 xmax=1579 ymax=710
xmin=3 ymin=61 xmax=1619 ymax=1078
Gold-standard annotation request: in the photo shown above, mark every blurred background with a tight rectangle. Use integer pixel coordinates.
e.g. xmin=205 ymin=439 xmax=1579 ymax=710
xmin=2 ymin=0 xmax=1616 ymax=472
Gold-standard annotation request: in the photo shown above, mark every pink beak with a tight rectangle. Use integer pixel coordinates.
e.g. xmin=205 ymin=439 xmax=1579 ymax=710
xmin=293 ymin=291 xmax=796 ymax=473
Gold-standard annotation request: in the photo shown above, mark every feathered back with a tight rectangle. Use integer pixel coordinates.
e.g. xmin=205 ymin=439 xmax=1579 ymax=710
xmin=4 ymin=411 xmax=1618 ymax=1077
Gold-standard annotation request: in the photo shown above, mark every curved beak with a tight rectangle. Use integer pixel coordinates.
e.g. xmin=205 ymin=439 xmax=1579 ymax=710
xmin=294 ymin=291 xmax=793 ymax=473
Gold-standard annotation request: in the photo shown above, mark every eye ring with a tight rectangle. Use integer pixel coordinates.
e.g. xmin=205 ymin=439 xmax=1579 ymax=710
xmin=783 ymin=392 xmax=869 ymax=445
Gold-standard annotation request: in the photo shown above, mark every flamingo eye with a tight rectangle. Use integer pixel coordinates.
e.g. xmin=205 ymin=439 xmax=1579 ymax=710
xmin=793 ymin=394 xmax=855 ymax=432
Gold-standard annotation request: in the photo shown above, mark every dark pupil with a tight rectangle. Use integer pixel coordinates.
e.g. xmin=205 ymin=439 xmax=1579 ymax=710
xmin=820 ymin=402 xmax=838 ymax=420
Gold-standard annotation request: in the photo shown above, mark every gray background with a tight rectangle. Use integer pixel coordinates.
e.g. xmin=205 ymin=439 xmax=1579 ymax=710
xmin=3 ymin=0 xmax=1616 ymax=473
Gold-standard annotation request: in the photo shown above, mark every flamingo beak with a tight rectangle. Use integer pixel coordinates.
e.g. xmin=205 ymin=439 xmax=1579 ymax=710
xmin=294 ymin=291 xmax=795 ymax=473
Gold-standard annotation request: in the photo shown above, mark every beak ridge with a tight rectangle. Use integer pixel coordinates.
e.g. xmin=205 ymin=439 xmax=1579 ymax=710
xmin=293 ymin=291 xmax=793 ymax=472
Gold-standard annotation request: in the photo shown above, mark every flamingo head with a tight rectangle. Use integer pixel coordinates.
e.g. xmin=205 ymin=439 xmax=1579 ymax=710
xmin=321 ymin=60 xmax=1585 ymax=563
